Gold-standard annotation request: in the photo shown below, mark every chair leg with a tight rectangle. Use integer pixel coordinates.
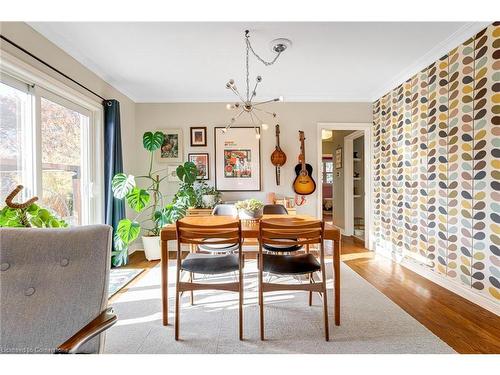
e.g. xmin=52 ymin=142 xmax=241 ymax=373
xmin=175 ymin=290 xmax=180 ymax=341
xmin=309 ymin=273 xmax=313 ymax=306
xmin=239 ymin=269 xmax=243 ymax=340
xmin=320 ymin=255 xmax=329 ymax=342
xmin=189 ymin=272 xmax=194 ymax=305
xmin=258 ymin=253 xmax=264 ymax=340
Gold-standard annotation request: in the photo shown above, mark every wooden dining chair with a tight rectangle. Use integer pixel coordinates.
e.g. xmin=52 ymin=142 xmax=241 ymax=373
xmin=175 ymin=218 xmax=244 ymax=341
xmin=258 ymin=220 xmax=329 ymax=341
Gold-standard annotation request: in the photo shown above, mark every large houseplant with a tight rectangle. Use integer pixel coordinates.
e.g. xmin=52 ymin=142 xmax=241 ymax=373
xmin=111 ymin=131 xmax=197 ymax=264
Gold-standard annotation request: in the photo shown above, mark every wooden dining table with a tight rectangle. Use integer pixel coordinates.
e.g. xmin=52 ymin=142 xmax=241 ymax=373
xmin=160 ymin=214 xmax=341 ymax=327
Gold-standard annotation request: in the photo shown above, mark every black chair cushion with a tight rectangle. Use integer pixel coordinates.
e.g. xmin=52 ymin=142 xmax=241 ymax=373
xmin=181 ymin=253 xmax=239 ymax=275
xmin=263 ymin=238 xmax=303 ymax=252
xmin=198 ymin=238 xmax=239 ymax=253
xmin=263 ymin=253 xmax=320 ymax=275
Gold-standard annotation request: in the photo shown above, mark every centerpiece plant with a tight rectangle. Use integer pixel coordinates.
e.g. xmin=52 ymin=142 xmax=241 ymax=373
xmin=111 ymin=131 xmax=198 ymax=265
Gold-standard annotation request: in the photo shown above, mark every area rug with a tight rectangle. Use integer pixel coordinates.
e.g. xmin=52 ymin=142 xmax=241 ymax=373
xmin=104 ymin=260 xmax=455 ymax=353
xmin=108 ymin=268 xmax=144 ymax=298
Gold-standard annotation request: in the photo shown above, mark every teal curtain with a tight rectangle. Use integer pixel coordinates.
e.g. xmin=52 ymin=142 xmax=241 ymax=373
xmin=103 ymin=100 xmax=127 ymax=266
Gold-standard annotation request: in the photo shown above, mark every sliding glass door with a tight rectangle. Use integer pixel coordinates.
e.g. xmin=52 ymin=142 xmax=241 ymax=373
xmin=0 ymin=75 xmax=99 ymax=225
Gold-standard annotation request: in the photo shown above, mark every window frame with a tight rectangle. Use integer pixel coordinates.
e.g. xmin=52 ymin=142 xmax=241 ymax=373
xmin=0 ymin=51 xmax=104 ymax=225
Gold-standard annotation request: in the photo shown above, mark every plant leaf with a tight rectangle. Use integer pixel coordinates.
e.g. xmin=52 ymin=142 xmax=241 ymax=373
xmin=176 ymin=162 xmax=197 ymax=184
xmin=143 ymin=131 xmax=165 ymax=152
xmin=117 ymin=219 xmax=141 ymax=244
xmin=112 ymin=173 xmax=136 ymax=199
xmin=126 ymin=188 xmax=150 ymax=212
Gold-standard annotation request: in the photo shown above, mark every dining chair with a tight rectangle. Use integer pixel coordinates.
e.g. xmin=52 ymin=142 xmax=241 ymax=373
xmin=258 ymin=219 xmax=329 ymax=341
xmin=261 ymin=204 xmax=302 ymax=253
xmin=175 ymin=218 xmax=244 ymax=340
xmin=197 ymin=204 xmax=239 ymax=254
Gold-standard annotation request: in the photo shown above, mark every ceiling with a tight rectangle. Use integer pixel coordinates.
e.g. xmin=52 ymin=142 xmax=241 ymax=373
xmin=29 ymin=22 xmax=490 ymax=103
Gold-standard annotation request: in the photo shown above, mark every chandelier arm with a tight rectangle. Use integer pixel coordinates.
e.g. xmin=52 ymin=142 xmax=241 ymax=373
xmin=253 ymin=107 xmax=276 ymax=117
xmin=253 ymin=98 xmax=281 ymax=106
xmin=249 ymin=80 xmax=260 ymax=103
xmin=249 ymin=111 xmax=258 ymax=132
xmin=232 ymin=109 xmax=245 ymax=122
xmin=230 ymin=86 xmax=247 ymax=104
xmin=251 ymin=110 xmax=265 ymax=125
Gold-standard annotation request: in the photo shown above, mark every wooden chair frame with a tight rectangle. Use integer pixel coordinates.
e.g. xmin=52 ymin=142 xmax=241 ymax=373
xmin=175 ymin=219 xmax=244 ymax=340
xmin=258 ymin=220 xmax=329 ymax=341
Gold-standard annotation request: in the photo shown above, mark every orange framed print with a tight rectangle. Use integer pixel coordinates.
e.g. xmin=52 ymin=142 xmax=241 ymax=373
xmin=188 ymin=152 xmax=209 ymax=180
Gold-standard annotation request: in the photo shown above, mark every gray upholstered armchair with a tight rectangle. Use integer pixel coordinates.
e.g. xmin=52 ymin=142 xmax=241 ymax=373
xmin=0 ymin=225 xmax=117 ymax=354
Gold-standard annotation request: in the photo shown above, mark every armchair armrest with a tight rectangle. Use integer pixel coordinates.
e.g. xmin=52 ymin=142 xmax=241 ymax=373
xmin=55 ymin=307 xmax=117 ymax=354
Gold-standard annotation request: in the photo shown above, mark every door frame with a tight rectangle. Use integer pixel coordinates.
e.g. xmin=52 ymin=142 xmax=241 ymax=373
xmin=316 ymin=122 xmax=373 ymax=250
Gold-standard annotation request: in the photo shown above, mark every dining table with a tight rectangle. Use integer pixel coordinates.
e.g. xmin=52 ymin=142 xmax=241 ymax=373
xmin=159 ymin=214 xmax=342 ymax=327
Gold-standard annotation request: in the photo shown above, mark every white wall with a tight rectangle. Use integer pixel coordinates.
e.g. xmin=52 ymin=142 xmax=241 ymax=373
xmin=134 ymin=103 xmax=372 ymax=217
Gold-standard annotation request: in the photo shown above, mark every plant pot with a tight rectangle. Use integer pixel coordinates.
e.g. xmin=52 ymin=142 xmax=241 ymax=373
xmin=142 ymin=235 xmax=161 ymax=261
xmin=202 ymin=194 xmax=217 ymax=208
xmin=238 ymin=207 xmax=263 ymax=221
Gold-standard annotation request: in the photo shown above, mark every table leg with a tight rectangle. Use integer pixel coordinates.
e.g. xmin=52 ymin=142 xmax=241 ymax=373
xmin=161 ymin=239 xmax=169 ymax=326
xmin=333 ymin=239 xmax=341 ymax=326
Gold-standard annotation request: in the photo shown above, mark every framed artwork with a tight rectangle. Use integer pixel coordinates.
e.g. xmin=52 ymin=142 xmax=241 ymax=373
xmin=214 ymin=126 xmax=261 ymax=191
xmin=190 ymin=126 xmax=207 ymax=147
xmin=335 ymin=147 xmax=343 ymax=169
xmin=188 ymin=153 xmax=209 ymax=180
xmin=166 ymin=165 xmax=180 ymax=182
xmin=157 ymin=129 xmax=183 ymax=163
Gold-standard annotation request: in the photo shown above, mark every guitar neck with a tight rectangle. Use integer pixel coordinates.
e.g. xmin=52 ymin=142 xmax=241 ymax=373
xmin=275 ymin=125 xmax=280 ymax=148
xmin=300 ymin=137 xmax=306 ymax=170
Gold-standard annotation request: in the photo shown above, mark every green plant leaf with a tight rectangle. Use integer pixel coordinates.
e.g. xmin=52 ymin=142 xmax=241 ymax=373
xmin=37 ymin=209 xmax=51 ymax=223
xmin=30 ymin=216 xmax=43 ymax=227
xmin=126 ymin=188 xmax=150 ymax=212
xmin=143 ymin=131 xmax=165 ymax=152
xmin=112 ymin=173 xmax=136 ymax=199
xmin=117 ymin=219 xmax=141 ymax=244
xmin=176 ymin=162 xmax=197 ymax=184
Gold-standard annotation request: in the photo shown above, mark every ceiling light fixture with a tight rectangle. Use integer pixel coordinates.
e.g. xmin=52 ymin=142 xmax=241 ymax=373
xmin=223 ymin=30 xmax=291 ymax=139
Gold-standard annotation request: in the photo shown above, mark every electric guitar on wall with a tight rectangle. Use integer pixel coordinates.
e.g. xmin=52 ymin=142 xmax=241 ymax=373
xmin=270 ymin=124 xmax=287 ymax=185
xmin=293 ymin=131 xmax=316 ymax=195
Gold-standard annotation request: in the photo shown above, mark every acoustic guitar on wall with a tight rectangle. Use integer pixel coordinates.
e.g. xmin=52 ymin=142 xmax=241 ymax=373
xmin=293 ymin=131 xmax=316 ymax=195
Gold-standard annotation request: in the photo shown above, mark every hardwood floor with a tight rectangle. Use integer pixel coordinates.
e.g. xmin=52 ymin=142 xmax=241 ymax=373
xmin=114 ymin=238 xmax=500 ymax=354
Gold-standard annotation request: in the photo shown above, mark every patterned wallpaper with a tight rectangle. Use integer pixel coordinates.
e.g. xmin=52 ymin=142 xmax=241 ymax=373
xmin=372 ymin=22 xmax=500 ymax=303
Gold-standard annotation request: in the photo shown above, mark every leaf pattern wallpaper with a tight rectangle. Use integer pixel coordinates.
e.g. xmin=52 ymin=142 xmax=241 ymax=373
xmin=373 ymin=22 xmax=500 ymax=303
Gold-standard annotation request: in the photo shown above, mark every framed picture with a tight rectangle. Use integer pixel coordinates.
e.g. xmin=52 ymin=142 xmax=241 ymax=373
xmin=214 ymin=126 xmax=261 ymax=191
xmin=190 ymin=126 xmax=207 ymax=147
xmin=335 ymin=147 xmax=343 ymax=169
xmin=188 ymin=153 xmax=209 ymax=180
xmin=167 ymin=165 xmax=180 ymax=182
xmin=157 ymin=129 xmax=183 ymax=163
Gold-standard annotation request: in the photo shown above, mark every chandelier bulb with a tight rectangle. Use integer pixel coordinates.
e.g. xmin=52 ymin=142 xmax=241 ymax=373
xmin=226 ymin=104 xmax=233 ymax=110
xmin=256 ymin=76 xmax=262 ymax=82
xmin=222 ymin=128 xmax=227 ymax=133
xmin=278 ymin=96 xmax=284 ymax=102
xmin=255 ymin=133 xmax=261 ymax=139
xmin=229 ymin=79 xmax=235 ymax=85
xmin=261 ymin=123 xmax=269 ymax=130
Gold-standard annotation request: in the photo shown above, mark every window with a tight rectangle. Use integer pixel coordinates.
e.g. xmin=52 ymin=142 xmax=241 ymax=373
xmin=0 ymin=72 xmax=101 ymax=225
xmin=322 ymin=160 xmax=333 ymax=184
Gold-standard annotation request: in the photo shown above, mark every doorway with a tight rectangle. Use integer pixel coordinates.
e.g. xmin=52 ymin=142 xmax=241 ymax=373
xmin=317 ymin=123 xmax=372 ymax=250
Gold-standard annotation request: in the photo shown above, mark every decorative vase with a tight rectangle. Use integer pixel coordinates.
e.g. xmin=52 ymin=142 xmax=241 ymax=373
xmin=238 ymin=207 xmax=263 ymax=221
xmin=142 ymin=235 xmax=161 ymax=261
xmin=202 ymin=194 xmax=217 ymax=208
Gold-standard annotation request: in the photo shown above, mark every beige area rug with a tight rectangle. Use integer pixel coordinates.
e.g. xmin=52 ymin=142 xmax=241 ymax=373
xmin=104 ymin=260 xmax=454 ymax=354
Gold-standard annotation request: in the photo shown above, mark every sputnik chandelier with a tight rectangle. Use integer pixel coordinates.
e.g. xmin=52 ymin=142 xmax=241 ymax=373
xmin=223 ymin=30 xmax=291 ymax=138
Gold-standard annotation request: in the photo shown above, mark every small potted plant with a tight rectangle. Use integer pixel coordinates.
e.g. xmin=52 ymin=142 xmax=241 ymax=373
xmin=235 ymin=198 xmax=264 ymax=221
xmin=195 ymin=181 xmax=222 ymax=209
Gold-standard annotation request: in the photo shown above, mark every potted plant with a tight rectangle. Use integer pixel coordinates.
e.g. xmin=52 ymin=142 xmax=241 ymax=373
xmin=111 ymin=131 xmax=197 ymax=264
xmin=195 ymin=181 xmax=222 ymax=209
xmin=0 ymin=185 xmax=68 ymax=228
xmin=235 ymin=199 xmax=264 ymax=221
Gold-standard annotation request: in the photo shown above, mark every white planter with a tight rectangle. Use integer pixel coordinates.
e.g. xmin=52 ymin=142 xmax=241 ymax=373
xmin=142 ymin=235 xmax=161 ymax=261
xmin=202 ymin=194 xmax=217 ymax=208
xmin=238 ymin=208 xmax=263 ymax=221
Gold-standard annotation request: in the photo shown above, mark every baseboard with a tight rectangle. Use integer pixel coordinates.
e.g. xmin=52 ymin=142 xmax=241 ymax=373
xmin=398 ymin=257 xmax=499 ymax=316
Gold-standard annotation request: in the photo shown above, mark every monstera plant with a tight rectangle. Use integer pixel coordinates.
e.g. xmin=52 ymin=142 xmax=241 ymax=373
xmin=111 ymin=131 xmax=198 ymax=265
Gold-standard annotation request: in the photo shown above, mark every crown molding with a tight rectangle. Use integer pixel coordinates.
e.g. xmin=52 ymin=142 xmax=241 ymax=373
xmin=369 ymin=21 xmax=492 ymax=101
xmin=135 ymin=94 xmax=373 ymax=103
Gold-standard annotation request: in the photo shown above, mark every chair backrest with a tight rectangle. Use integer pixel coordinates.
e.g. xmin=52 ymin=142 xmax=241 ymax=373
xmin=212 ymin=204 xmax=237 ymax=216
xmin=259 ymin=219 xmax=324 ymax=247
xmin=263 ymin=204 xmax=288 ymax=215
xmin=0 ymin=225 xmax=112 ymax=354
xmin=176 ymin=218 xmax=242 ymax=247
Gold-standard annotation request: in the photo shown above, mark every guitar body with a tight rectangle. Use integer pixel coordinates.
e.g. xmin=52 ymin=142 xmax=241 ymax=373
xmin=271 ymin=124 xmax=287 ymax=185
xmin=293 ymin=163 xmax=316 ymax=195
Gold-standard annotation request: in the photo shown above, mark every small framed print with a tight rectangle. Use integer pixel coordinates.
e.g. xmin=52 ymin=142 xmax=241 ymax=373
xmin=190 ymin=126 xmax=207 ymax=147
xmin=167 ymin=165 xmax=180 ymax=182
xmin=157 ymin=129 xmax=183 ymax=163
xmin=335 ymin=147 xmax=343 ymax=169
xmin=188 ymin=153 xmax=209 ymax=180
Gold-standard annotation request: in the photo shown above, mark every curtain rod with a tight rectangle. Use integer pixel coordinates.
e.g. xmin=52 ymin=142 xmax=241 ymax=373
xmin=0 ymin=34 xmax=108 ymax=103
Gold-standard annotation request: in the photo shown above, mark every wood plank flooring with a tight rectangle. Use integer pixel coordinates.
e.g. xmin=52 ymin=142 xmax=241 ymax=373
xmin=113 ymin=237 xmax=500 ymax=353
